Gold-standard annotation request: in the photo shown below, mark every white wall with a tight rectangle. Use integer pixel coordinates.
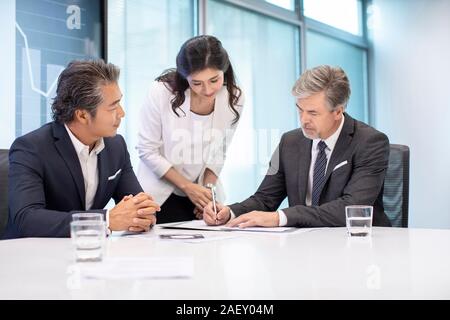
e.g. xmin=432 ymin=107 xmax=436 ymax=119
xmin=370 ymin=0 xmax=450 ymax=228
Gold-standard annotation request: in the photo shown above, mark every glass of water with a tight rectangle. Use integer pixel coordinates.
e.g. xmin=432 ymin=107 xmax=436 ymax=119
xmin=345 ymin=205 xmax=373 ymax=237
xmin=70 ymin=220 xmax=106 ymax=262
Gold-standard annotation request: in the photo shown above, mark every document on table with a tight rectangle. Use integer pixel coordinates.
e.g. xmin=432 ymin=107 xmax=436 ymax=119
xmin=160 ymin=220 xmax=295 ymax=233
xmin=159 ymin=220 xmax=224 ymax=231
xmin=159 ymin=233 xmax=236 ymax=243
xmin=221 ymin=226 xmax=294 ymax=233
xmin=78 ymin=257 xmax=194 ymax=280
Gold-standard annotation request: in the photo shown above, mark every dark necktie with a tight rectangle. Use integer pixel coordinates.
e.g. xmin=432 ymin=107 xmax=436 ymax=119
xmin=312 ymin=140 xmax=327 ymax=206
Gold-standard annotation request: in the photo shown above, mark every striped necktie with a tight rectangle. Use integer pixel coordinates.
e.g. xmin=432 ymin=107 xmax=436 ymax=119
xmin=312 ymin=140 xmax=328 ymax=206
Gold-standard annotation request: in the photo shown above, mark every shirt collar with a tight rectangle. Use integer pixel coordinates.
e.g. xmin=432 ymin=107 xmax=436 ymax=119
xmin=312 ymin=114 xmax=345 ymax=153
xmin=64 ymin=124 xmax=105 ymax=156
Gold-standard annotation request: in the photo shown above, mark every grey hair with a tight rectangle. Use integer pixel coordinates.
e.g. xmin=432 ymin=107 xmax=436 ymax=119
xmin=292 ymin=65 xmax=351 ymax=111
xmin=51 ymin=59 xmax=120 ymax=123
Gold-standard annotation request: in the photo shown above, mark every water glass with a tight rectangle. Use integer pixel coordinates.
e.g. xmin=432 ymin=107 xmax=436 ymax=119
xmin=345 ymin=205 xmax=373 ymax=237
xmin=70 ymin=220 xmax=106 ymax=262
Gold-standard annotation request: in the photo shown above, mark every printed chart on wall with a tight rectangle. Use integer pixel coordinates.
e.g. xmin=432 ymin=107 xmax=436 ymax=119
xmin=0 ymin=0 xmax=103 ymax=149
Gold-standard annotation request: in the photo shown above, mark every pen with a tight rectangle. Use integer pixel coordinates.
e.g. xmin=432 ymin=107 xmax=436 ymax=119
xmin=211 ymin=185 xmax=218 ymax=225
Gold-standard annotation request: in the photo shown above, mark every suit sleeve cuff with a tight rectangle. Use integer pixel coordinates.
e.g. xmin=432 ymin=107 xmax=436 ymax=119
xmin=229 ymin=208 xmax=236 ymax=221
xmin=277 ymin=209 xmax=287 ymax=227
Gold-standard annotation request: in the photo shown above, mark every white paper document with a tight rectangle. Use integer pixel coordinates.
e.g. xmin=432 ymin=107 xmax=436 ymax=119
xmin=79 ymin=257 xmax=194 ymax=280
xmin=159 ymin=220 xmax=225 ymax=231
xmin=159 ymin=233 xmax=236 ymax=243
xmin=220 ymin=226 xmax=293 ymax=233
xmin=160 ymin=220 xmax=295 ymax=233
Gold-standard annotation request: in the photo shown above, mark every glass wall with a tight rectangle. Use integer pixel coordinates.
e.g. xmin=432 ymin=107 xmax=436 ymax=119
xmin=108 ymin=0 xmax=195 ymax=165
xmin=265 ymin=0 xmax=295 ymax=11
xmin=306 ymin=30 xmax=368 ymax=122
xmin=303 ymin=0 xmax=362 ymax=35
xmin=207 ymin=0 xmax=300 ymax=203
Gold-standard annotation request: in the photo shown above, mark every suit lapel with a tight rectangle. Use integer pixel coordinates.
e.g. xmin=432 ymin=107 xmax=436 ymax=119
xmin=297 ymin=132 xmax=312 ymax=205
xmin=324 ymin=114 xmax=355 ymax=182
xmin=52 ymin=122 xmax=86 ymax=209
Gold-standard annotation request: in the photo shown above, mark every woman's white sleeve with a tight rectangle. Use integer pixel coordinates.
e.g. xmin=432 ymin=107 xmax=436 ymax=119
xmin=136 ymin=84 xmax=173 ymax=178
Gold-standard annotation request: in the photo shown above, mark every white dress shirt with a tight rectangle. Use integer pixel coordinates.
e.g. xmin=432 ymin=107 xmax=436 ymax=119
xmin=172 ymin=110 xmax=214 ymax=196
xmin=64 ymin=124 xmax=104 ymax=211
xmin=304 ymin=115 xmax=345 ymax=207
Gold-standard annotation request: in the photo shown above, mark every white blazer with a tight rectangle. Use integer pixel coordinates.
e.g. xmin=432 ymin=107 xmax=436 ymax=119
xmin=136 ymin=81 xmax=244 ymax=205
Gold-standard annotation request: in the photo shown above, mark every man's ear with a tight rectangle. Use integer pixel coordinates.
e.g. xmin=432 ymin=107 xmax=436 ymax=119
xmin=334 ymin=105 xmax=344 ymax=119
xmin=74 ymin=109 xmax=89 ymax=124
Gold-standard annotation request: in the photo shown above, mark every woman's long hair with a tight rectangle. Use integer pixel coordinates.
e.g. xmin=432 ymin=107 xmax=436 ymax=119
xmin=156 ymin=35 xmax=242 ymax=125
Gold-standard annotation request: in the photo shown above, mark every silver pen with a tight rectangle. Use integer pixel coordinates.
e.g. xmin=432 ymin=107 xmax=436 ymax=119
xmin=207 ymin=184 xmax=218 ymax=225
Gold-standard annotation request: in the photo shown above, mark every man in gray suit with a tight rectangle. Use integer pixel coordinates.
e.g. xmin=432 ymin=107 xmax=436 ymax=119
xmin=203 ymin=65 xmax=391 ymax=228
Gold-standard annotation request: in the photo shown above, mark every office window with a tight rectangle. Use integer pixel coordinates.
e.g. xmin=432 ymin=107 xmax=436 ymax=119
xmin=0 ymin=0 xmax=103 ymax=148
xmin=207 ymin=0 xmax=300 ymax=203
xmin=108 ymin=0 xmax=195 ymax=166
xmin=265 ymin=0 xmax=295 ymax=11
xmin=306 ymin=30 xmax=367 ymax=122
xmin=303 ymin=0 xmax=362 ymax=35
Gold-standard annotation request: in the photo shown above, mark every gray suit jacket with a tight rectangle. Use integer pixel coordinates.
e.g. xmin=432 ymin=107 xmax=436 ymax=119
xmin=229 ymin=114 xmax=391 ymax=227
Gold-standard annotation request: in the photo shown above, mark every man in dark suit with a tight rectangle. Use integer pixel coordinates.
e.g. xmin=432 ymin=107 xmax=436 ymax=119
xmin=4 ymin=59 xmax=160 ymax=238
xmin=203 ymin=65 xmax=391 ymax=228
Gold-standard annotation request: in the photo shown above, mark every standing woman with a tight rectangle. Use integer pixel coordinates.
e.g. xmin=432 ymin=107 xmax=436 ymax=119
xmin=136 ymin=35 xmax=244 ymax=224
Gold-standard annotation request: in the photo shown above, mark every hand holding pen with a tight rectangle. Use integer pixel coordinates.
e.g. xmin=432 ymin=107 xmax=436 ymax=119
xmin=206 ymin=183 xmax=218 ymax=224
xmin=202 ymin=201 xmax=231 ymax=227
xmin=212 ymin=186 xmax=218 ymax=225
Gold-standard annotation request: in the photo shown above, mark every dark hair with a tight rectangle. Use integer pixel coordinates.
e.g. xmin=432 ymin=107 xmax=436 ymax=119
xmin=156 ymin=35 xmax=242 ymax=125
xmin=51 ymin=59 xmax=120 ymax=123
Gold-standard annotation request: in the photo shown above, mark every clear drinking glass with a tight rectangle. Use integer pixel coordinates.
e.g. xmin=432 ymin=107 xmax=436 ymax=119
xmin=70 ymin=220 xmax=106 ymax=262
xmin=345 ymin=205 xmax=373 ymax=237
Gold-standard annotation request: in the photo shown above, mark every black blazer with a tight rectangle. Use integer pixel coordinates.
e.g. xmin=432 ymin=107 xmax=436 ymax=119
xmin=230 ymin=114 xmax=392 ymax=227
xmin=4 ymin=121 xmax=143 ymax=238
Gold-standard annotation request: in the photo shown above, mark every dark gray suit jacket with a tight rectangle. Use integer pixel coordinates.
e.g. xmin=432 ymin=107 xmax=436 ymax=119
xmin=229 ymin=114 xmax=391 ymax=227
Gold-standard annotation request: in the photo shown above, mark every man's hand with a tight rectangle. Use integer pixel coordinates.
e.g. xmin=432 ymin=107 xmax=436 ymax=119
xmin=203 ymin=201 xmax=230 ymax=226
xmin=109 ymin=192 xmax=160 ymax=232
xmin=226 ymin=211 xmax=279 ymax=228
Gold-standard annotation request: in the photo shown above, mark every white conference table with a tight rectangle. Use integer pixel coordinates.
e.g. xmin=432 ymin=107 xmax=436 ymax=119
xmin=1 ymin=226 xmax=450 ymax=300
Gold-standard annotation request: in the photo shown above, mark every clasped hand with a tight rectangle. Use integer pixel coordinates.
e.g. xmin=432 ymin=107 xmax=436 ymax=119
xmin=109 ymin=192 xmax=160 ymax=232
